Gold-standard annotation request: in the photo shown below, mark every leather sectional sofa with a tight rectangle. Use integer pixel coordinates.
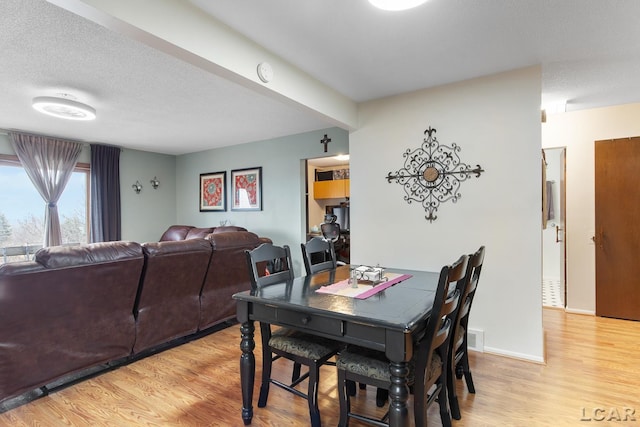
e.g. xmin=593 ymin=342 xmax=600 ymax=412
xmin=0 ymin=225 xmax=267 ymax=404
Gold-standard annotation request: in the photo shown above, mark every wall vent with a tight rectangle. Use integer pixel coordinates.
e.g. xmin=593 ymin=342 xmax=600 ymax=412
xmin=467 ymin=328 xmax=484 ymax=352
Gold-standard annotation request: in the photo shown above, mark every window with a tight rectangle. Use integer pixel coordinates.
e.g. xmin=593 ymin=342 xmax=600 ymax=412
xmin=0 ymin=155 xmax=89 ymax=263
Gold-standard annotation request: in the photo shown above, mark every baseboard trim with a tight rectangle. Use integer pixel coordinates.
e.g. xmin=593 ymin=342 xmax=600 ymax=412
xmin=483 ymin=346 xmax=545 ymax=364
xmin=564 ymin=307 xmax=595 ymax=316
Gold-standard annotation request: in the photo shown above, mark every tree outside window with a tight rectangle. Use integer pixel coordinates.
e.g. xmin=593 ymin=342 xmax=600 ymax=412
xmin=0 ymin=157 xmax=89 ymax=263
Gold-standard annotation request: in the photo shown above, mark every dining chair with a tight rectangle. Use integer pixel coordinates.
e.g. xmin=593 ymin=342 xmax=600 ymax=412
xmin=447 ymin=245 xmax=485 ymax=420
xmin=301 ymin=236 xmax=337 ymax=275
xmin=335 ymin=254 xmax=468 ymax=427
xmin=245 ymin=242 xmax=342 ymax=427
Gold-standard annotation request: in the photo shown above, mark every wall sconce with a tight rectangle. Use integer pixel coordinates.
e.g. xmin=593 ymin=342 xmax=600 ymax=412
xmin=150 ymin=176 xmax=160 ymax=189
xmin=132 ymin=180 xmax=143 ymax=194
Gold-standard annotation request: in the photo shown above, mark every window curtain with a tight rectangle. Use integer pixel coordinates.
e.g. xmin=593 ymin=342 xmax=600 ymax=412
xmin=90 ymin=144 xmax=121 ymax=242
xmin=10 ymin=132 xmax=83 ymax=247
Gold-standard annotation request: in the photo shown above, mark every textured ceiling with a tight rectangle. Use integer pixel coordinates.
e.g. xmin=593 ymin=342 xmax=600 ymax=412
xmin=1 ymin=0 xmax=640 ymax=155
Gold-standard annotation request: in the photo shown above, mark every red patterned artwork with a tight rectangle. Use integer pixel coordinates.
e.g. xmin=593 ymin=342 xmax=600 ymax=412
xmin=199 ymin=171 xmax=226 ymax=211
xmin=202 ymin=177 xmax=223 ymax=207
xmin=231 ymin=167 xmax=262 ymax=211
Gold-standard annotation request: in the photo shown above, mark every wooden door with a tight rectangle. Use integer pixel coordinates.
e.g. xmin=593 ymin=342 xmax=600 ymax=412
xmin=595 ymin=137 xmax=640 ymax=320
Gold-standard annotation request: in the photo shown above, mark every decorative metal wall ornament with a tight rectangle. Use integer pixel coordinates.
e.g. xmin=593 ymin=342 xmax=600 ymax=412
xmin=386 ymin=126 xmax=484 ymax=222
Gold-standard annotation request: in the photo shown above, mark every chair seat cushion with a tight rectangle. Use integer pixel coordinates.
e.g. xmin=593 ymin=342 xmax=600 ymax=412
xmin=336 ymin=346 xmax=443 ymax=384
xmin=269 ymin=328 xmax=341 ymax=360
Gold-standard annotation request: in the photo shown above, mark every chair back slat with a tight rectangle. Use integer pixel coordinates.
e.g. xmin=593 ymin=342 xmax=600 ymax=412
xmin=453 ymin=246 xmax=486 ymax=346
xmin=415 ymin=254 xmax=467 ymax=373
xmin=301 ymin=236 xmax=337 ymax=275
xmin=245 ymin=243 xmax=294 ymax=288
xmin=448 ymin=245 xmax=486 ymax=373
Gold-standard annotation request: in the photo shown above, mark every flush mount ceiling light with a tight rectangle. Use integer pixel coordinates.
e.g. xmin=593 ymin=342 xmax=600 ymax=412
xmin=32 ymin=96 xmax=96 ymax=121
xmin=368 ymin=0 xmax=428 ymax=11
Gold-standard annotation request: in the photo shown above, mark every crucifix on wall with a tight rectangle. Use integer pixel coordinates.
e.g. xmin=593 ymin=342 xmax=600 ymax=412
xmin=320 ymin=134 xmax=331 ymax=152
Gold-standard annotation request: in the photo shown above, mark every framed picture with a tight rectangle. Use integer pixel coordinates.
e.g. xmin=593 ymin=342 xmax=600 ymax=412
xmin=199 ymin=171 xmax=227 ymax=212
xmin=231 ymin=167 xmax=262 ymax=211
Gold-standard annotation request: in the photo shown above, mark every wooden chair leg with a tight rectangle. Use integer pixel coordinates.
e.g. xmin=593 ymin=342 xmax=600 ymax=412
xmin=346 ymin=380 xmax=356 ymax=396
xmin=438 ymin=378 xmax=452 ymax=427
xmin=376 ymin=387 xmax=388 ymax=407
xmin=258 ymin=350 xmax=272 ymax=407
xmin=292 ymin=362 xmax=302 ymax=383
xmin=337 ymin=369 xmax=350 ymax=427
xmin=460 ymin=350 xmax=475 ymax=393
xmin=307 ymin=364 xmax=321 ymax=427
xmin=448 ymin=363 xmax=461 ymax=420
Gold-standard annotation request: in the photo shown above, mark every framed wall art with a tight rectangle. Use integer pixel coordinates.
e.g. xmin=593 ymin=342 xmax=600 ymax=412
xmin=231 ymin=167 xmax=262 ymax=211
xmin=199 ymin=171 xmax=227 ymax=212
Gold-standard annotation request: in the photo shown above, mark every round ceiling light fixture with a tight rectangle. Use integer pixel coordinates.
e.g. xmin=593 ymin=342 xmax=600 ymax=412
xmin=368 ymin=0 xmax=428 ymax=11
xmin=32 ymin=96 xmax=96 ymax=121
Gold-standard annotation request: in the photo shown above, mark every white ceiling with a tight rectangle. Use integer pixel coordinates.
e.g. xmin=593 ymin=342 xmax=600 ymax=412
xmin=1 ymin=0 xmax=640 ymax=155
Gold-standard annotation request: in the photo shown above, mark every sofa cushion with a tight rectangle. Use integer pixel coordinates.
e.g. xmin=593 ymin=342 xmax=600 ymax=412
xmin=142 ymin=239 xmax=212 ymax=257
xmin=212 ymin=225 xmax=247 ymax=233
xmin=185 ymin=227 xmax=215 ymax=240
xmin=159 ymin=225 xmax=193 ymax=241
xmin=135 ymin=239 xmax=212 ymax=354
xmin=199 ymin=231 xmax=262 ymax=330
xmin=35 ymin=241 xmax=143 ymax=268
xmin=0 ymin=241 xmax=144 ymax=402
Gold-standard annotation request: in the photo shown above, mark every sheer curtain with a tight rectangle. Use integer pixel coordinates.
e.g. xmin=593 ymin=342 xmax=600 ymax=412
xmin=10 ymin=132 xmax=83 ymax=247
xmin=90 ymin=144 xmax=121 ymax=242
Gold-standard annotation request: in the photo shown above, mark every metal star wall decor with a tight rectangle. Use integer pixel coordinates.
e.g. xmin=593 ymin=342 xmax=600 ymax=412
xmin=386 ymin=126 xmax=484 ymax=222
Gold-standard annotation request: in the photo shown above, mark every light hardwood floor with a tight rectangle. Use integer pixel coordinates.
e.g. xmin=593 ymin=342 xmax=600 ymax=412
xmin=1 ymin=308 xmax=639 ymax=426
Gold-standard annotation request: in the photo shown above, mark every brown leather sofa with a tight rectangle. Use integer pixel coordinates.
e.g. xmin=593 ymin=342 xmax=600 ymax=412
xmin=134 ymin=238 xmax=213 ymax=354
xmin=0 ymin=242 xmax=145 ymax=403
xmin=0 ymin=226 xmax=267 ymax=404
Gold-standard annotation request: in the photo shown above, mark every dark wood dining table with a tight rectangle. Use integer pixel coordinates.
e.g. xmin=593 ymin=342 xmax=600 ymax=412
xmin=233 ymin=264 xmax=440 ymax=427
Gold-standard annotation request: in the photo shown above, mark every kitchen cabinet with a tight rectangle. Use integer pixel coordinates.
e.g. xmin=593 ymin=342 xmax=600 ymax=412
xmin=313 ymin=179 xmax=350 ymax=199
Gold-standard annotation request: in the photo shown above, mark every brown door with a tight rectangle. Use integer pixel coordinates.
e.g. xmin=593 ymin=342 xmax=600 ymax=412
xmin=595 ymin=137 xmax=640 ymax=320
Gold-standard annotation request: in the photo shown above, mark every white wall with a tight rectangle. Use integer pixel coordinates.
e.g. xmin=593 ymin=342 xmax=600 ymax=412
xmin=350 ymin=67 xmax=544 ymax=361
xmin=542 ymin=103 xmax=640 ymax=314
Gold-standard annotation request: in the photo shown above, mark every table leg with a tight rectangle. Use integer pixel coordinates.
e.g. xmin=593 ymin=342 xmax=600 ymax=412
xmin=388 ymin=360 xmax=410 ymax=427
xmin=240 ymin=320 xmax=255 ymax=425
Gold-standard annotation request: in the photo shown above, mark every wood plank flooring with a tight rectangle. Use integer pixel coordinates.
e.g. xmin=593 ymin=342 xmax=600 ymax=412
xmin=1 ymin=308 xmax=640 ymax=426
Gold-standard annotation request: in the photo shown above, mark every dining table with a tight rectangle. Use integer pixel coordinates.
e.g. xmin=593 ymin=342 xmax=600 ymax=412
xmin=232 ymin=264 xmax=441 ymax=427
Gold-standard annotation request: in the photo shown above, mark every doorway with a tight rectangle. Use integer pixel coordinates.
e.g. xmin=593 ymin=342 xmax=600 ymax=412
xmin=595 ymin=137 xmax=640 ymax=320
xmin=542 ymin=148 xmax=566 ymax=308
xmin=304 ymin=155 xmax=350 ymax=263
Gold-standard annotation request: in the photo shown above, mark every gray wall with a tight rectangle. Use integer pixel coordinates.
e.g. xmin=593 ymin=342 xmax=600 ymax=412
xmin=120 ymin=148 xmax=177 ymax=243
xmin=176 ymin=127 xmax=349 ymax=274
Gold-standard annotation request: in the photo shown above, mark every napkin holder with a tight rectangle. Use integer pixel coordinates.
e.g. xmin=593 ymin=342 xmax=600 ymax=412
xmin=354 ymin=265 xmax=386 ymax=283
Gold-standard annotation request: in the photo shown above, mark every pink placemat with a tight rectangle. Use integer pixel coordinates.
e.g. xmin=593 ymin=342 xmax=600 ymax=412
xmin=316 ymin=273 xmax=413 ymax=299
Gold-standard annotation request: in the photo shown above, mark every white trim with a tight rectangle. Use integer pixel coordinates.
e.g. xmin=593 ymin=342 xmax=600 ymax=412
xmin=483 ymin=346 xmax=546 ymax=364
xmin=565 ymin=307 xmax=595 ymax=316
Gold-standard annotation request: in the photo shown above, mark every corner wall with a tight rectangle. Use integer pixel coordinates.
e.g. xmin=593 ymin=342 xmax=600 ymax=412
xmin=120 ymin=148 xmax=177 ymax=242
xmin=351 ymin=67 xmax=544 ymax=361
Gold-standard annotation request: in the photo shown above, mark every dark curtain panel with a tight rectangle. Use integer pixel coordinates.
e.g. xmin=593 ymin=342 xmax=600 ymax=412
xmin=90 ymin=144 xmax=121 ymax=242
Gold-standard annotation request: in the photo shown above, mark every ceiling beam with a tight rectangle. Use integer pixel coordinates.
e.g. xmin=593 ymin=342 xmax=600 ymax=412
xmin=46 ymin=0 xmax=358 ymax=131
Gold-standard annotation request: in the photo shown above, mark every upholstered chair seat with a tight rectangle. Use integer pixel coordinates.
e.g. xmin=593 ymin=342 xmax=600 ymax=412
xmin=269 ymin=329 xmax=341 ymax=360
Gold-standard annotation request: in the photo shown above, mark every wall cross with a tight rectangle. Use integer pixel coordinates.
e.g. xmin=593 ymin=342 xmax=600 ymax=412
xmin=320 ymin=134 xmax=331 ymax=152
